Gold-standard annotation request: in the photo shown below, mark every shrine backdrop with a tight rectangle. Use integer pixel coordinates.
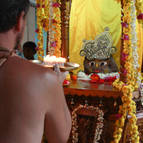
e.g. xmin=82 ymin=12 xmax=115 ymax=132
xmin=69 ymin=0 xmax=143 ymax=72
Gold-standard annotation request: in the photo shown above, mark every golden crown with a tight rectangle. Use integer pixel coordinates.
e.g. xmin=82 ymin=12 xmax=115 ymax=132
xmin=80 ymin=27 xmax=116 ymax=60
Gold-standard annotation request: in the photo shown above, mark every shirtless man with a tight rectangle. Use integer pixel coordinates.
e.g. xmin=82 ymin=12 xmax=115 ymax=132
xmin=0 ymin=0 xmax=71 ymax=143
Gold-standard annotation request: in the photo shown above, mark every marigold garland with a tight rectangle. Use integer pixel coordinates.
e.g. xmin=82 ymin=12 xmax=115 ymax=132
xmin=48 ymin=0 xmax=61 ymax=57
xmin=36 ymin=0 xmax=49 ymax=61
xmin=36 ymin=0 xmax=62 ymax=60
xmin=112 ymin=0 xmax=142 ymax=142
xmin=112 ymin=80 xmax=139 ymax=143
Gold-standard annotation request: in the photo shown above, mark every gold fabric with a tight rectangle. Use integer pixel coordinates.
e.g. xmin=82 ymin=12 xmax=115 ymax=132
xmin=69 ymin=0 xmax=143 ymax=73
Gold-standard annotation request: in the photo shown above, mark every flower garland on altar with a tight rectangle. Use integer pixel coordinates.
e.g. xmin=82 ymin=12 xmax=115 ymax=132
xmin=36 ymin=0 xmax=49 ymax=61
xmin=71 ymin=105 xmax=104 ymax=143
xmin=130 ymin=0 xmax=142 ymax=87
xmin=36 ymin=0 xmax=62 ymax=60
xmin=112 ymin=80 xmax=139 ymax=143
xmin=111 ymin=0 xmax=143 ymax=142
xmin=48 ymin=0 xmax=61 ymax=57
xmin=121 ymin=0 xmax=136 ymax=87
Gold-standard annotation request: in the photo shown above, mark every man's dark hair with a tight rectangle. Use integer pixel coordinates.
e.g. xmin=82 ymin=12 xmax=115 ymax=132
xmin=23 ymin=41 xmax=37 ymax=60
xmin=0 ymin=0 xmax=30 ymax=33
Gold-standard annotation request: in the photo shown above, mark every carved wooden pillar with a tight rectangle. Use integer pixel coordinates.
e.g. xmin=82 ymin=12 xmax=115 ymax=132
xmin=120 ymin=0 xmax=124 ymax=82
xmin=60 ymin=0 xmax=71 ymax=59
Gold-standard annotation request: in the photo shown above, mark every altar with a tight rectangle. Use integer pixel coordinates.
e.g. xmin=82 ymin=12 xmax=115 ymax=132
xmin=64 ymin=80 xmax=121 ymax=143
xmin=64 ymin=80 xmax=143 ymax=143
xmin=64 ymin=80 xmax=122 ymax=98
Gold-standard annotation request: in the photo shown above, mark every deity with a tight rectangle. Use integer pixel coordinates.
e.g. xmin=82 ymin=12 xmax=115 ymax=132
xmin=80 ymin=27 xmax=118 ymax=74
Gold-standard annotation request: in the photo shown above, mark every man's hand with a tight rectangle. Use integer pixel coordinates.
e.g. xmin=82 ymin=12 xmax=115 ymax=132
xmin=53 ymin=64 xmax=69 ymax=84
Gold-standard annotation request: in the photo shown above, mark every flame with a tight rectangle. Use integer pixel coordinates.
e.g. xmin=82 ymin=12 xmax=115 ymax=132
xmin=44 ymin=55 xmax=66 ymax=63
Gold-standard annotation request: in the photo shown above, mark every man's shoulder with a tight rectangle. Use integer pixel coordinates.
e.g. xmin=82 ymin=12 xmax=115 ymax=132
xmin=7 ymin=56 xmax=58 ymax=83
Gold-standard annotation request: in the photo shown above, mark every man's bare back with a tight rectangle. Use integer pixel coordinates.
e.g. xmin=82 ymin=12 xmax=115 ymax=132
xmin=0 ymin=55 xmax=71 ymax=143
xmin=0 ymin=1 xmax=71 ymax=142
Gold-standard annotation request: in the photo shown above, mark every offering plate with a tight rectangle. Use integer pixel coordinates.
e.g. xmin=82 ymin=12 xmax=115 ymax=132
xmin=43 ymin=62 xmax=80 ymax=71
xmin=31 ymin=60 xmax=80 ymax=71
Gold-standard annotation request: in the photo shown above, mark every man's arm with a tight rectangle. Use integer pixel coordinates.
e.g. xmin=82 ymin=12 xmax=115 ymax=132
xmin=44 ymin=74 xmax=71 ymax=143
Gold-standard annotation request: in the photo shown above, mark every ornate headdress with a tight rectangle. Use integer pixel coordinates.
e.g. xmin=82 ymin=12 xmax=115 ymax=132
xmin=80 ymin=27 xmax=116 ymax=60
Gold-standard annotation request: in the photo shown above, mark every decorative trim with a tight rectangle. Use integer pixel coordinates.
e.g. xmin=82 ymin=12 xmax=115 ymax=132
xmin=71 ymin=105 xmax=104 ymax=143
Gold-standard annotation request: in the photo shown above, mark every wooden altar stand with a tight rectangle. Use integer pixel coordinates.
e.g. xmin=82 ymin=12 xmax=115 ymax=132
xmin=64 ymin=80 xmax=143 ymax=143
xmin=64 ymin=80 xmax=122 ymax=98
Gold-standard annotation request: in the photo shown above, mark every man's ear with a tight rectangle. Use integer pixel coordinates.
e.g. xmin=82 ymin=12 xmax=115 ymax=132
xmin=14 ymin=11 xmax=26 ymax=32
